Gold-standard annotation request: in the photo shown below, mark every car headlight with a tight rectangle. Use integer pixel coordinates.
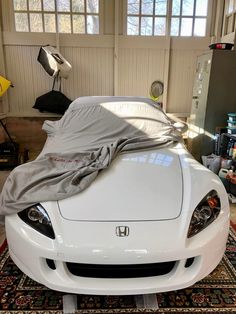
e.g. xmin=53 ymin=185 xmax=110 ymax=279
xmin=187 ymin=190 xmax=221 ymax=238
xmin=18 ymin=204 xmax=55 ymax=239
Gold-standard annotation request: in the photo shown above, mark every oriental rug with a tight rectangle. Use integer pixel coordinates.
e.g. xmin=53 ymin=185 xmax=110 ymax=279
xmin=0 ymin=229 xmax=236 ymax=314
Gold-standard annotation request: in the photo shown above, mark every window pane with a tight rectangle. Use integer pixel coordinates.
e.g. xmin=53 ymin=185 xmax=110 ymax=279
xmin=57 ymin=0 xmax=70 ymax=12
xmin=228 ymin=0 xmax=234 ymax=13
xmin=29 ymin=0 xmax=42 ymax=11
xmin=170 ymin=17 xmax=179 ymax=35
xmin=127 ymin=16 xmax=139 ymax=34
xmin=87 ymin=0 xmax=99 ymax=13
xmin=155 ymin=0 xmax=167 ymax=15
xmin=172 ymin=0 xmax=180 ymax=15
xmin=182 ymin=0 xmax=194 ymax=16
xmin=87 ymin=15 xmax=99 ymax=33
xmin=196 ymin=0 xmax=208 ymax=16
xmin=154 ymin=17 xmax=166 ymax=35
xmin=43 ymin=0 xmax=55 ymax=11
xmin=127 ymin=0 xmax=140 ymax=14
xmin=58 ymin=14 xmax=71 ymax=32
xmin=141 ymin=16 xmax=153 ymax=35
xmin=15 ymin=13 xmax=29 ymax=31
xmin=181 ymin=18 xmax=193 ymax=35
xmin=73 ymin=14 xmax=85 ymax=33
xmin=142 ymin=0 xmax=153 ymax=14
xmin=44 ymin=13 xmax=56 ymax=32
xmin=72 ymin=0 xmax=84 ymax=12
xmin=30 ymin=13 xmax=43 ymax=31
xmin=14 ymin=0 xmax=27 ymax=10
xmin=194 ymin=18 xmax=206 ymax=36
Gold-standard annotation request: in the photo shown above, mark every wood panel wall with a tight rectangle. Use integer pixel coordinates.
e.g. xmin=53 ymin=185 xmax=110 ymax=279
xmin=61 ymin=47 xmax=114 ymax=100
xmin=118 ymin=48 xmax=166 ymax=97
xmin=3 ymin=38 xmax=208 ymax=116
xmin=5 ymin=45 xmax=114 ymax=115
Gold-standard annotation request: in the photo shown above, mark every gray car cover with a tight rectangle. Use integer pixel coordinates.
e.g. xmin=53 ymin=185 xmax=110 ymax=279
xmin=0 ymin=96 xmax=182 ymax=221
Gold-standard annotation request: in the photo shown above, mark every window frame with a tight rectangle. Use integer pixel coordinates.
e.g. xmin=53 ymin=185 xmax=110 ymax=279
xmin=12 ymin=0 xmax=102 ymax=34
xmin=223 ymin=0 xmax=236 ymax=36
xmin=127 ymin=1 xmax=169 ymax=36
xmin=124 ymin=0 xmax=213 ymax=37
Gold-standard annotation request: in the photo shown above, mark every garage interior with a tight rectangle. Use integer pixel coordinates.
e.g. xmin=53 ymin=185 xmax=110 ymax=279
xmin=0 ymin=0 xmax=236 ymax=313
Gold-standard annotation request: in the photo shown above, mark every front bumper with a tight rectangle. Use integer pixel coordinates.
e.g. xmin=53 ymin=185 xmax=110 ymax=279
xmin=5 ymin=207 xmax=229 ymax=295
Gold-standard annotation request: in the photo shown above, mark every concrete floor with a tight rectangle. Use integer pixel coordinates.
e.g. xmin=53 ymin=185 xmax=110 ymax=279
xmin=0 ymin=171 xmax=235 ymax=248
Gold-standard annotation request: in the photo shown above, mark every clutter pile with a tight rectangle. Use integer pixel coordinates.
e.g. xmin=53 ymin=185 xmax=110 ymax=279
xmin=202 ymin=112 xmax=236 ymax=203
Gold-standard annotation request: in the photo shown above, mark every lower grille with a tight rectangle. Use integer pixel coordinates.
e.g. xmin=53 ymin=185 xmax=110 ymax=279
xmin=66 ymin=261 xmax=176 ymax=278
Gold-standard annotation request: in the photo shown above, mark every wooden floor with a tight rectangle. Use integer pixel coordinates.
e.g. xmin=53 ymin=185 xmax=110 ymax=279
xmin=230 ymin=203 xmax=236 ymax=230
xmin=0 ymin=224 xmax=5 ymax=247
xmin=0 ymin=171 xmax=235 ymax=247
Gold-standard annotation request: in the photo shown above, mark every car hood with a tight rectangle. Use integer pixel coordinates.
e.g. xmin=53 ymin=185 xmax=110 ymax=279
xmin=58 ymin=148 xmax=183 ymax=222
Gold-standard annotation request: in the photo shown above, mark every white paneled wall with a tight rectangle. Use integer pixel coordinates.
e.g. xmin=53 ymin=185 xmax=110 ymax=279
xmin=61 ymin=47 xmax=114 ymax=100
xmin=3 ymin=37 xmax=209 ymax=116
xmin=118 ymin=48 xmax=166 ymax=97
xmin=5 ymin=46 xmax=52 ymax=114
xmin=5 ymin=44 xmax=114 ymax=115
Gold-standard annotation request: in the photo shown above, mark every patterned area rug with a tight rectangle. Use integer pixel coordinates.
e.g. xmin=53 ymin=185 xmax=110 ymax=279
xmin=0 ymin=229 xmax=236 ymax=314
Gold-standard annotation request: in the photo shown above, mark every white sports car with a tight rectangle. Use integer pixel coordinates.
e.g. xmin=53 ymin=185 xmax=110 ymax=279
xmin=5 ymin=97 xmax=229 ymax=296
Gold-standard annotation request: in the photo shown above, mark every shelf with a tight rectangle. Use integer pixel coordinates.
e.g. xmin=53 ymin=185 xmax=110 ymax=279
xmin=222 ymin=133 xmax=236 ymax=139
xmin=219 ymin=133 xmax=236 ymax=157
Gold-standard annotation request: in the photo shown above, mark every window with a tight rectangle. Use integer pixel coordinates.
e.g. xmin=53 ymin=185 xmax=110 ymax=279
xmin=13 ymin=0 xmax=99 ymax=34
xmin=223 ymin=0 xmax=236 ymax=35
xmin=228 ymin=0 xmax=236 ymax=14
xmin=127 ymin=0 xmax=167 ymax=36
xmin=127 ymin=0 xmax=209 ymax=36
xmin=171 ymin=0 xmax=208 ymax=36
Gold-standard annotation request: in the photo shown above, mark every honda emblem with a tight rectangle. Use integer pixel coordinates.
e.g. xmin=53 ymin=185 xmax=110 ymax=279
xmin=116 ymin=226 xmax=129 ymax=237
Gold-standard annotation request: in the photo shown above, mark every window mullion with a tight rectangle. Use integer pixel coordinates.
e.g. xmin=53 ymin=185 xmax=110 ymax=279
xmin=70 ymin=0 xmax=73 ymax=34
xmin=153 ymin=0 xmax=155 ymax=36
xmin=192 ymin=0 xmax=197 ymax=36
xmin=41 ymin=0 xmax=45 ymax=32
xmin=55 ymin=0 xmax=59 ymax=33
xmin=85 ymin=0 xmax=87 ymax=34
xmin=179 ymin=0 xmax=183 ymax=36
xmin=139 ymin=0 xmax=142 ymax=35
xmin=27 ymin=0 xmax=30 ymax=31
xmin=167 ymin=0 xmax=172 ymax=36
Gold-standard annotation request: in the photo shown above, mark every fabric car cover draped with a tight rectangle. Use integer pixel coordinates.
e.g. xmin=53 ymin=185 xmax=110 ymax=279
xmin=0 ymin=97 xmax=182 ymax=221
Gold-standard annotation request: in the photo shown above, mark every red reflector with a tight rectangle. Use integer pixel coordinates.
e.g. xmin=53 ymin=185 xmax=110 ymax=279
xmin=216 ymin=44 xmax=223 ymax=49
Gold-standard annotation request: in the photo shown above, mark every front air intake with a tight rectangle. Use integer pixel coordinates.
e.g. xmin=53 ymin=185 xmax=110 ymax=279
xmin=66 ymin=261 xmax=176 ymax=278
xmin=46 ymin=258 xmax=56 ymax=270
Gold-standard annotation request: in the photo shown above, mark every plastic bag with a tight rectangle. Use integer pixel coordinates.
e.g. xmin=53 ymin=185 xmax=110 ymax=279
xmin=202 ymin=154 xmax=221 ymax=174
xmin=33 ymin=75 xmax=72 ymax=114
